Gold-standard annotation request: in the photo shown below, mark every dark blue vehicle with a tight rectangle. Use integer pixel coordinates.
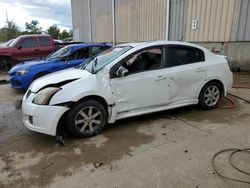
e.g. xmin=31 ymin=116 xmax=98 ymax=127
xmin=9 ymin=43 xmax=111 ymax=90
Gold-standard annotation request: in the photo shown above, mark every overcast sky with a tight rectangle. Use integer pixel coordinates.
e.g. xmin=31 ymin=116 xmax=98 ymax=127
xmin=0 ymin=0 xmax=72 ymax=31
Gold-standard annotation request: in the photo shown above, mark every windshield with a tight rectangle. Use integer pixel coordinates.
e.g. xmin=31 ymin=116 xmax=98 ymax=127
xmin=8 ymin=37 xmax=20 ymax=47
xmin=81 ymin=46 xmax=132 ymax=74
xmin=5 ymin=39 xmax=14 ymax=46
xmin=46 ymin=45 xmax=73 ymax=61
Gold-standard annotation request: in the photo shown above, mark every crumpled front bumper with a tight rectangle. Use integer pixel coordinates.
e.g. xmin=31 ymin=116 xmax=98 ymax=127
xmin=22 ymin=91 xmax=69 ymax=136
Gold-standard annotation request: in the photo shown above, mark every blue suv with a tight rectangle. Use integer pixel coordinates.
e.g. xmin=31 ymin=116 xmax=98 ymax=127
xmin=9 ymin=43 xmax=111 ymax=90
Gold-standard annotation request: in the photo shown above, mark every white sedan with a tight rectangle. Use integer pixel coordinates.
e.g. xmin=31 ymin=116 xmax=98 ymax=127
xmin=22 ymin=41 xmax=233 ymax=138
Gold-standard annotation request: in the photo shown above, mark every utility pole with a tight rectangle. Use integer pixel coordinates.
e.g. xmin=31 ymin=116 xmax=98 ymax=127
xmin=5 ymin=12 xmax=9 ymax=41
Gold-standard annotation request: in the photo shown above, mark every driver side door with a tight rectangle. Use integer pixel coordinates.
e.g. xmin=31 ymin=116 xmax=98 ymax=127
xmin=110 ymin=46 xmax=171 ymax=116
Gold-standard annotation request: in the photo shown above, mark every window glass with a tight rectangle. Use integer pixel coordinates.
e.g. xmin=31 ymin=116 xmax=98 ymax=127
xmin=91 ymin=46 xmax=102 ymax=56
xmin=21 ymin=38 xmax=37 ymax=48
xmin=166 ymin=46 xmax=204 ymax=67
xmin=39 ymin=37 xmax=50 ymax=47
xmin=122 ymin=48 xmax=162 ymax=74
xmin=78 ymin=48 xmax=90 ymax=59
xmin=46 ymin=45 xmax=72 ymax=60
xmin=68 ymin=51 xmax=78 ymax=60
xmin=81 ymin=46 xmax=131 ymax=73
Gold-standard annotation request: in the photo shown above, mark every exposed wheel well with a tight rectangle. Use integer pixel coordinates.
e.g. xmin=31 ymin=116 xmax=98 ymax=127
xmin=56 ymin=95 xmax=109 ymax=136
xmin=200 ymin=79 xmax=225 ymax=98
xmin=0 ymin=56 xmax=14 ymax=71
xmin=76 ymin=95 xmax=109 ymax=113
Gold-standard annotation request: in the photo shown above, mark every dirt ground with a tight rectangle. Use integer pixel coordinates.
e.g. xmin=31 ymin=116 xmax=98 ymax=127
xmin=0 ymin=73 xmax=249 ymax=188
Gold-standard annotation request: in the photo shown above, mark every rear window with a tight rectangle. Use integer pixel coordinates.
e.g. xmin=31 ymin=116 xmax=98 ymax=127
xmin=166 ymin=45 xmax=205 ymax=67
xmin=39 ymin=37 xmax=50 ymax=47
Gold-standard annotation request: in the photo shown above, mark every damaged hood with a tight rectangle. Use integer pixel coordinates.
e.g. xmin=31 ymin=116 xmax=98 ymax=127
xmin=29 ymin=68 xmax=92 ymax=92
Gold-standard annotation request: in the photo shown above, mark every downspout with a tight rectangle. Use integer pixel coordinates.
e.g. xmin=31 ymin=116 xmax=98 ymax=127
xmin=88 ymin=0 xmax=92 ymax=43
xmin=112 ymin=0 xmax=116 ymax=45
xmin=165 ymin=0 xmax=170 ymax=40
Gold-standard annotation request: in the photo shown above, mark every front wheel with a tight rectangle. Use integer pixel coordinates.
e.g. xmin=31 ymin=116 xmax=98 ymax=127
xmin=199 ymin=82 xmax=222 ymax=110
xmin=66 ymin=100 xmax=107 ymax=138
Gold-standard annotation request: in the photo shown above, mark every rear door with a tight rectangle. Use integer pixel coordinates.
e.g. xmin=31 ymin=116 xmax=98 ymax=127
xmin=38 ymin=36 xmax=54 ymax=58
xmin=165 ymin=45 xmax=207 ymax=103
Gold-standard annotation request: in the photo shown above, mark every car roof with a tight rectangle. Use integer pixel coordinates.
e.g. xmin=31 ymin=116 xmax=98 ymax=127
xmin=68 ymin=43 xmax=112 ymax=51
xmin=18 ymin=34 xmax=51 ymax=38
xmin=117 ymin=40 xmax=205 ymax=49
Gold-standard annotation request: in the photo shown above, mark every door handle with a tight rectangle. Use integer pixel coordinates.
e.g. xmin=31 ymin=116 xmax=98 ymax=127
xmin=155 ymin=76 xmax=167 ymax=81
xmin=196 ymin=68 xmax=205 ymax=73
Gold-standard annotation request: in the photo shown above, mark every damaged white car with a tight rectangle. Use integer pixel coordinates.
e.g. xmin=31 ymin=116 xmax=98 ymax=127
xmin=22 ymin=41 xmax=233 ymax=138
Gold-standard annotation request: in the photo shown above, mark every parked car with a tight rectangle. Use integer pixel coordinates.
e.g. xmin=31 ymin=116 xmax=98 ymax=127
xmin=0 ymin=34 xmax=81 ymax=71
xmin=9 ymin=43 xmax=111 ymax=90
xmin=0 ymin=39 xmax=14 ymax=47
xmin=22 ymin=41 xmax=233 ymax=138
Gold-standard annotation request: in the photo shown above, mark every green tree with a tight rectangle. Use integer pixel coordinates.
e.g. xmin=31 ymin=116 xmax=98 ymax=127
xmin=60 ymin=29 xmax=71 ymax=40
xmin=47 ymin=25 xmax=60 ymax=39
xmin=25 ymin=20 xmax=42 ymax=34
xmin=0 ymin=20 xmax=20 ymax=42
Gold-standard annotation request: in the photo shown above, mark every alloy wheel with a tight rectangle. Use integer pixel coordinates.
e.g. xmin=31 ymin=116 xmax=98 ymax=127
xmin=74 ymin=106 xmax=102 ymax=133
xmin=204 ymin=85 xmax=220 ymax=107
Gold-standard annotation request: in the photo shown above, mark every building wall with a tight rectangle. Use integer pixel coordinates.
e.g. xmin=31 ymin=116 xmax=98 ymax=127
xmin=72 ymin=0 xmax=250 ymax=43
xmin=90 ymin=0 xmax=113 ymax=42
xmin=169 ymin=0 xmax=187 ymax=41
xmin=237 ymin=0 xmax=250 ymax=41
xmin=185 ymin=0 xmax=241 ymax=42
xmin=197 ymin=41 xmax=250 ymax=70
xmin=71 ymin=0 xmax=90 ymax=42
xmin=115 ymin=0 xmax=167 ymax=43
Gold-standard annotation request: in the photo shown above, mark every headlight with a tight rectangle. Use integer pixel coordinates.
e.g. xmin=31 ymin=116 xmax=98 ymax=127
xmin=16 ymin=69 xmax=29 ymax=76
xmin=33 ymin=87 xmax=61 ymax=105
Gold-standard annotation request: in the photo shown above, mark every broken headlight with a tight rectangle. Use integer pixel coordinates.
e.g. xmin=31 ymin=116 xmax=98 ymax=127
xmin=33 ymin=87 xmax=61 ymax=105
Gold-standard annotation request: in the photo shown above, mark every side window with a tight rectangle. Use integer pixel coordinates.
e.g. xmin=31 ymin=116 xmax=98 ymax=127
xmin=20 ymin=38 xmax=37 ymax=48
xmin=77 ymin=48 xmax=90 ymax=59
xmin=39 ymin=37 xmax=50 ymax=47
xmin=166 ymin=46 xmax=205 ymax=67
xmin=68 ymin=51 xmax=78 ymax=61
xmin=91 ymin=46 xmax=103 ymax=56
xmin=122 ymin=48 xmax=162 ymax=74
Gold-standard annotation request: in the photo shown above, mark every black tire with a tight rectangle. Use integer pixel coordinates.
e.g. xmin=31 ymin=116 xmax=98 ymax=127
xmin=199 ymin=81 xmax=222 ymax=110
xmin=66 ymin=100 xmax=107 ymax=138
xmin=33 ymin=72 xmax=48 ymax=81
xmin=0 ymin=56 xmax=13 ymax=72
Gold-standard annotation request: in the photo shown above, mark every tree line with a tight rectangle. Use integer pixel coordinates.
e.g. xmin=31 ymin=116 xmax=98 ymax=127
xmin=0 ymin=19 xmax=73 ymax=42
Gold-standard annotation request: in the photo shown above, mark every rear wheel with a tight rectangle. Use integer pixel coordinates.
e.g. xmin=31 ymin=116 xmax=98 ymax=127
xmin=66 ymin=100 xmax=107 ymax=138
xmin=199 ymin=82 xmax=222 ymax=110
xmin=0 ymin=56 xmax=13 ymax=72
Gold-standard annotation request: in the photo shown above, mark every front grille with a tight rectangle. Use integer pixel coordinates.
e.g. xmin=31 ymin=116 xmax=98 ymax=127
xmin=11 ymin=80 xmax=21 ymax=86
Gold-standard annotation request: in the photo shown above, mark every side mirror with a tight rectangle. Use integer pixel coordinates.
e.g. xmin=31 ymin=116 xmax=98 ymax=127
xmin=17 ymin=44 xmax=22 ymax=49
xmin=116 ymin=66 xmax=129 ymax=77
